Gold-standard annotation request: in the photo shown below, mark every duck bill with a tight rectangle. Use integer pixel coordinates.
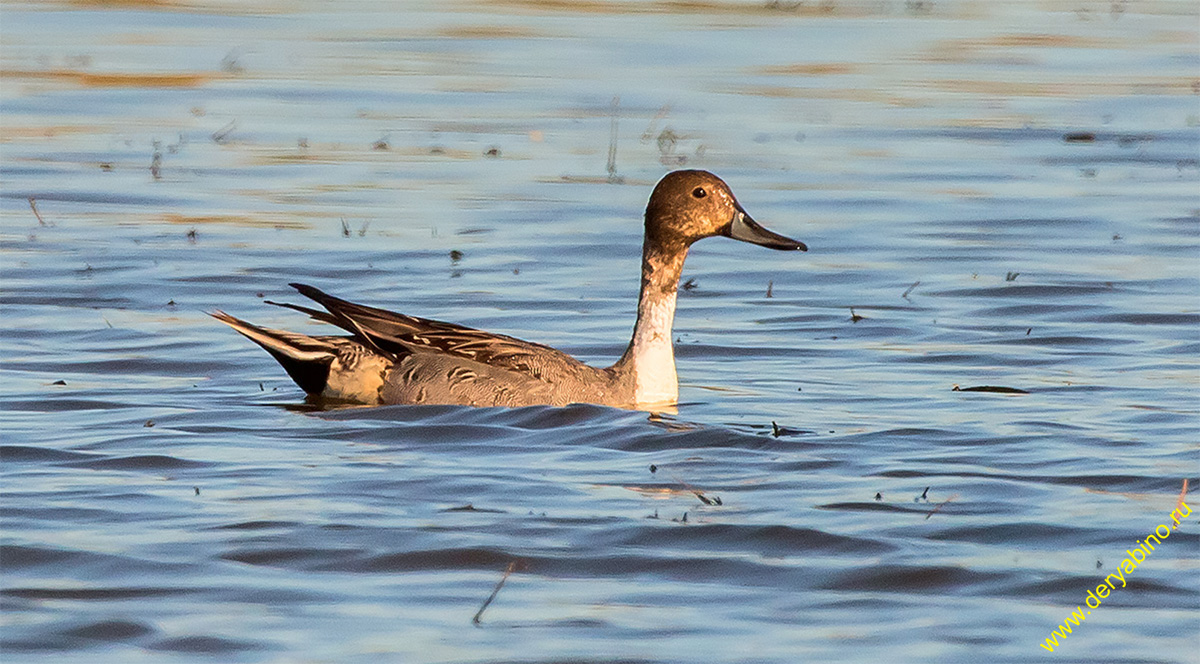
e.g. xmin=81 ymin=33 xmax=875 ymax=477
xmin=725 ymin=208 xmax=807 ymax=251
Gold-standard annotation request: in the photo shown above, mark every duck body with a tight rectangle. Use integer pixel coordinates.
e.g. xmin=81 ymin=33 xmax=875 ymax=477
xmin=214 ymin=170 xmax=806 ymax=410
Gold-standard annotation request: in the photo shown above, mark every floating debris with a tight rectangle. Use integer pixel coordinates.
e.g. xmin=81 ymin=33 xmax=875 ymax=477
xmin=657 ymin=127 xmax=685 ymax=166
xmin=220 ymin=49 xmax=244 ymax=74
xmin=1063 ymin=132 xmax=1096 ymax=143
xmin=925 ymin=494 xmax=959 ymax=520
xmin=339 ymin=219 xmax=368 ymax=237
xmin=765 ymin=280 xmax=774 ymax=298
xmin=211 ymin=121 xmax=237 ymax=144
xmin=441 ymin=504 xmax=506 ymax=513
xmin=952 ymin=385 xmax=1030 ymax=394
xmin=150 ymin=143 xmax=162 ymax=179
xmin=649 ymin=464 xmax=657 ymax=474
xmin=606 ymin=96 xmax=622 ymax=184
xmin=681 ymin=278 xmax=698 ymax=291
xmin=766 ymin=421 xmax=807 ymax=437
xmin=874 ymin=492 xmax=882 ymax=501
xmin=51 ymin=380 xmax=66 ymax=386
xmin=850 ymin=307 xmax=864 ymax=323
xmin=193 ymin=486 xmax=201 ymax=496
xmin=483 ymin=146 xmax=500 ymax=158
xmin=144 ymin=420 xmax=155 ymax=427
xmin=450 ymin=249 xmax=464 ymax=262
xmin=472 ymin=561 xmax=520 ymax=625
xmin=902 ymin=281 xmax=919 ymax=299
xmin=640 ymin=103 xmax=671 ymax=142
xmin=28 ymin=198 xmax=50 ymax=226
xmin=1005 ymin=271 xmax=1020 ymax=282
xmin=669 ymin=470 xmax=721 ymax=506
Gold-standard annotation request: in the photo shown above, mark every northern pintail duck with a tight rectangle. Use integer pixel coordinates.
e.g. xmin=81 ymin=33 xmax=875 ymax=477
xmin=213 ymin=170 xmax=806 ymax=410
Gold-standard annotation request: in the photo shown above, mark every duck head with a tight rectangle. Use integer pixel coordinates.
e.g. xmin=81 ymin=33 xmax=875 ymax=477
xmin=643 ymin=170 xmax=807 ymax=253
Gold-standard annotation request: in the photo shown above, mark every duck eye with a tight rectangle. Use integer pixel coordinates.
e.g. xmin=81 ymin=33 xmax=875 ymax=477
xmin=692 ymin=187 xmax=707 ymax=199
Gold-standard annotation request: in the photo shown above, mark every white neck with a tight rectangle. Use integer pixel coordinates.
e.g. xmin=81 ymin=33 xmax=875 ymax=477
xmin=629 ymin=288 xmax=679 ymax=407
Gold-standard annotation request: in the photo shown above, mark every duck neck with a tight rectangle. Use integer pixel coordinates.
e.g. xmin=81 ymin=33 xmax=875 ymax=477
xmin=615 ymin=237 xmax=688 ymax=407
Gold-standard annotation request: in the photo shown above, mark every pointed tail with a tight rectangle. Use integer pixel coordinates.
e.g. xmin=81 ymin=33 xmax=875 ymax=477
xmin=210 ymin=310 xmax=335 ymax=395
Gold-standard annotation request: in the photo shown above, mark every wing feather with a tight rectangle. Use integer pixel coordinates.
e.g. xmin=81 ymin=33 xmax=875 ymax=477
xmin=287 ymin=283 xmax=589 ymax=378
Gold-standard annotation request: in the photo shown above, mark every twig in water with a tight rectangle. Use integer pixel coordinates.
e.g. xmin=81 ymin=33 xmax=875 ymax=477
xmin=28 ymin=198 xmax=50 ymax=226
xmin=668 ymin=471 xmax=721 ymax=506
xmin=765 ymin=280 xmax=774 ymax=298
xmin=473 ymin=561 xmax=519 ymax=625
xmin=656 ymin=128 xmax=684 ymax=165
xmin=902 ymin=280 xmax=919 ymax=299
xmin=925 ymin=493 xmax=959 ymax=519
xmin=606 ymin=96 xmax=622 ymax=183
xmin=952 ymin=385 xmax=1029 ymax=394
xmin=150 ymin=140 xmax=163 ymax=179
xmin=212 ymin=121 xmax=237 ymax=144
xmin=640 ymin=104 xmax=671 ymax=142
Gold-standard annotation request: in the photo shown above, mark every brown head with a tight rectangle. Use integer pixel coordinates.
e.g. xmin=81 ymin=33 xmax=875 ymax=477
xmin=643 ymin=170 xmax=807 ymax=255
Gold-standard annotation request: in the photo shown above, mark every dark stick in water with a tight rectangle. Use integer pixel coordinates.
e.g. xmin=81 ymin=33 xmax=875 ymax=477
xmin=28 ymin=198 xmax=48 ymax=226
xmin=925 ymin=494 xmax=959 ymax=520
xmin=473 ymin=561 xmax=518 ymax=625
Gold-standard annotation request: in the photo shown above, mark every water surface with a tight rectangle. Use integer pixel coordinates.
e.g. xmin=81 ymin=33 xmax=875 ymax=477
xmin=2 ymin=1 xmax=1198 ymax=662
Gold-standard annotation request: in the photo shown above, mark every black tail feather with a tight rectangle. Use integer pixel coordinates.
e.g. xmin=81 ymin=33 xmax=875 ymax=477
xmin=264 ymin=299 xmax=339 ymax=325
xmin=209 ymin=310 xmax=334 ymax=395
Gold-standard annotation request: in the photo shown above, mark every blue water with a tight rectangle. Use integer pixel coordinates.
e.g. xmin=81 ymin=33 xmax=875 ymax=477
xmin=2 ymin=1 xmax=1198 ymax=662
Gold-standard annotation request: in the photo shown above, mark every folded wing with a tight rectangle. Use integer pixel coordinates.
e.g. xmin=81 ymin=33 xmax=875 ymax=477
xmin=279 ymin=283 xmax=590 ymax=381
